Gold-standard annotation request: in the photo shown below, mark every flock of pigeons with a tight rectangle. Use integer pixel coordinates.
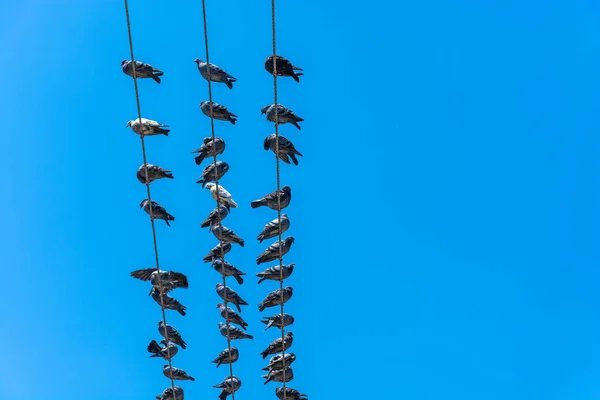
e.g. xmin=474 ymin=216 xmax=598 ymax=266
xmin=121 ymin=37 xmax=306 ymax=400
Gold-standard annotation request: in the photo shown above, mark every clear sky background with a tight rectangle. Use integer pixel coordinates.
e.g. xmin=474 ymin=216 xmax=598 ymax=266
xmin=1 ymin=0 xmax=600 ymax=399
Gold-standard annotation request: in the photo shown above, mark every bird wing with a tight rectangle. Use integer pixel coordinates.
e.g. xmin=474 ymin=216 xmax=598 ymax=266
xmin=130 ymin=268 xmax=157 ymax=281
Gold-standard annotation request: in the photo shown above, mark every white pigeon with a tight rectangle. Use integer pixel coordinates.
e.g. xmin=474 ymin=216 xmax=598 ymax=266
xmin=126 ymin=118 xmax=170 ymax=136
xmin=205 ymin=183 xmax=238 ymax=209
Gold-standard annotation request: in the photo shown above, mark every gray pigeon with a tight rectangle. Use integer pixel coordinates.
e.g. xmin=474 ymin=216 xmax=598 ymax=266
xmin=210 ymin=223 xmax=245 ymax=247
xmin=156 ymin=386 xmax=184 ymax=400
xmin=195 ymin=59 xmax=236 ymax=89
xmin=218 ymin=322 xmax=253 ymax=340
xmin=213 ymin=376 xmax=242 ymax=400
xmin=264 ymin=55 xmax=303 ymax=82
xmin=262 ymin=367 xmax=294 ymax=385
xmin=260 ymin=313 xmax=295 ymax=330
xmin=196 ymin=161 xmax=229 ymax=188
xmin=251 ymin=186 xmax=291 ymax=210
xmin=212 ymin=346 xmax=239 ymax=368
xmin=262 ymin=353 xmax=297 ymax=371
xmin=256 ymin=237 xmax=295 ymax=265
xmin=257 ymin=214 xmax=290 ymax=243
xmin=202 ymin=242 xmax=232 ymax=263
xmin=200 ymin=101 xmax=237 ymax=124
xmin=256 ymin=263 xmax=295 ymax=284
xmin=201 ymin=205 xmax=229 ymax=229
xmin=261 ymin=332 xmax=294 ymax=359
xmin=127 ymin=118 xmax=170 ymax=136
xmin=163 ymin=365 xmax=195 ymax=381
xmin=121 ymin=60 xmax=163 ymax=83
xmin=151 ymin=287 xmax=187 ymax=316
xmin=147 ymin=339 xmax=178 ymax=360
xmin=137 ymin=163 xmax=174 ymax=184
xmin=212 ymin=259 xmax=245 ymax=284
xmin=276 ymin=387 xmax=308 ymax=400
xmin=261 ymin=104 xmax=304 ymax=130
xmin=130 ymin=268 xmax=188 ymax=294
xmin=193 ymin=137 xmax=226 ymax=166
xmin=158 ymin=321 xmax=187 ymax=349
xmin=216 ymin=283 xmax=248 ymax=312
xmin=217 ymin=303 xmax=248 ymax=330
xmin=258 ymin=287 xmax=293 ymax=312
xmin=264 ymin=134 xmax=303 ymax=165
xmin=140 ymin=199 xmax=175 ymax=226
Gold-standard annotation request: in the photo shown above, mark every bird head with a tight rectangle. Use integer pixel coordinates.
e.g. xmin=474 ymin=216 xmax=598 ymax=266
xmin=287 ymin=332 xmax=294 ymax=337
xmin=222 ymin=163 xmax=230 ymax=173
xmin=286 ymin=237 xmax=295 ymax=245
xmin=194 ymin=58 xmax=202 ymax=64
xmin=288 ymin=263 xmax=295 ymax=270
xmin=216 ymin=303 xmax=224 ymax=309
xmin=200 ymin=100 xmax=207 ymax=107
xmin=289 ymin=353 xmax=297 ymax=362
xmin=121 ymin=60 xmax=128 ymax=66
xmin=285 ymin=286 xmax=293 ymax=293
xmin=261 ymin=105 xmax=269 ymax=114
xmin=126 ymin=120 xmax=133 ymax=127
xmin=216 ymin=283 xmax=223 ymax=289
xmin=163 ymin=364 xmax=169 ymax=369
xmin=282 ymin=186 xmax=291 ymax=196
xmin=263 ymin=136 xmax=271 ymax=150
xmin=281 ymin=213 xmax=288 ymax=219
xmin=205 ymin=183 xmax=215 ymax=190
xmin=139 ymin=199 xmax=147 ymax=208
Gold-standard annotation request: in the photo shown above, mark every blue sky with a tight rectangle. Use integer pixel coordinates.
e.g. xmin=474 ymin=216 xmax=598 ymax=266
xmin=1 ymin=0 xmax=600 ymax=399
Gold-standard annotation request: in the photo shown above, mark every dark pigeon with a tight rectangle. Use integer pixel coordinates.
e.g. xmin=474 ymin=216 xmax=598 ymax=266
xmin=251 ymin=186 xmax=291 ymax=210
xmin=212 ymin=347 xmax=239 ymax=368
xmin=260 ymin=313 xmax=295 ymax=330
xmin=256 ymin=263 xmax=295 ymax=284
xmin=213 ymin=376 xmax=242 ymax=400
xmin=200 ymin=101 xmax=237 ymax=124
xmin=202 ymin=242 xmax=232 ymax=263
xmin=262 ymin=367 xmax=294 ymax=385
xmin=121 ymin=60 xmax=163 ymax=83
xmin=196 ymin=161 xmax=229 ymax=188
xmin=151 ymin=287 xmax=187 ymax=316
xmin=264 ymin=134 xmax=303 ymax=165
xmin=258 ymin=287 xmax=293 ymax=312
xmin=192 ymin=137 xmax=226 ymax=166
xmin=262 ymin=353 xmax=297 ymax=371
xmin=216 ymin=283 xmax=248 ymax=312
xmin=140 ymin=199 xmax=174 ymax=227
xmin=210 ymin=223 xmax=245 ymax=247
xmin=218 ymin=322 xmax=253 ymax=340
xmin=137 ymin=163 xmax=174 ymax=184
xmin=257 ymin=214 xmax=290 ymax=243
xmin=163 ymin=365 xmax=195 ymax=381
xmin=256 ymin=237 xmax=295 ymax=265
xmin=155 ymin=386 xmax=184 ymax=400
xmin=130 ymin=268 xmax=188 ymax=294
xmin=276 ymin=387 xmax=308 ymax=400
xmin=158 ymin=321 xmax=187 ymax=349
xmin=217 ymin=303 xmax=249 ymax=330
xmin=264 ymin=55 xmax=303 ymax=82
xmin=194 ymin=59 xmax=236 ymax=89
xmin=212 ymin=259 xmax=245 ymax=284
xmin=261 ymin=332 xmax=294 ymax=359
xmin=201 ymin=205 xmax=229 ymax=229
xmin=261 ymin=104 xmax=304 ymax=130
xmin=147 ymin=339 xmax=178 ymax=360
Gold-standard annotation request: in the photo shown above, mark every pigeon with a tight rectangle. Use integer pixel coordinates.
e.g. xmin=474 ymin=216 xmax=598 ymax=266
xmin=264 ymin=55 xmax=303 ymax=82
xmin=218 ymin=322 xmax=253 ymax=340
xmin=258 ymin=287 xmax=294 ymax=312
xmin=200 ymin=101 xmax=238 ymax=124
xmin=213 ymin=376 xmax=242 ymax=400
xmin=256 ymin=237 xmax=295 ymax=265
xmin=147 ymin=339 xmax=178 ymax=360
xmin=216 ymin=283 xmax=248 ymax=312
xmin=156 ymin=386 xmax=184 ymax=400
xmin=205 ymin=183 xmax=238 ymax=210
xmin=201 ymin=205 xmax=229 ymax=229
xmin=127 ymin=118 xmax=170 ymax=136
xmin=257 ymin=214 xmax=290 ymax=243
xmin=195 ymin=59 xmax=236 ymax=89
xmin=210 ymin=224 xmax=245 ymax=247
xmin=251 ymin=186 xmax=291 ymax=210
xmin=136 ymin=163 xmax=174 ymax=184
xmin=261 ymin=313 xmax=295 ymax=330
xmin=140 ymin=199 xmax=175 ymax=226
xmin=261 ymin=104 xmax=304 ymax=130
xmin=192 ymin=137 xmax=226 ymax=166
xmin=158 ymin=321 xmax=187 ymax=349
xmin=202 ymin=242 xmax=232 ymax=263
xmin=213 ymin=346 xmax=239 ymax=368
xmin=212 ymin=259 xmax=245 ymax=284
xmin=130 ymin=268 xmax=188 ymax=294
xmin=217 ymin=303 xmax=249 ymax=330
xmin=196 ymin=161 xmax=229 ymax=188
xmin=151 ymin=287 xmax=187 ymax=316
xmin=262 ymin=353 xmax=297 ymax=371
xmin=262 ymin=368 xmax=294 ymax=385
xmin=261 ymin=332 xmax=294 ymax=359
xmin=256 ymin=263 xmax=295 ymax=284
xmin=264 ymin=134 xmax=303 ymax=165
xmin=276 ymin=387 xmax=308 ymax=400
xmin=121 ymin=60 xmax=163 ymax=83
xmin=163 ymin=365 xmax=195 ymax=381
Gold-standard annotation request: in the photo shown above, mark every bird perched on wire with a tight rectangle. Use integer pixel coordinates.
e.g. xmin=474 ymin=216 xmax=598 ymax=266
xmin=276 ymin=387 xmax=308 ymax=400
xmin=251 ymin=186 xmax=291 ymax=210
xmin=202 ymin=242 xmax=232 ymax=263
xmin=156 ymin=386 xmax=184 ymax=400
xmin=205 ymin=183 xmax=238 ymax=210
xmin=130 ymin=268 xmax=188 ymax=294
xmin=261 ymin=104 xmax=304 ymax=130
xmin=151 ymin=287 xmax=187 ymax=316
xmin=121 ymin=59 xmax=164 ymax=83
xmin=262 ymin=353 xmax=297 ymax=371
xmin=256 ymin=263 xmax=295 ymax=283
xmin=127 ymin=118 xmax=170 ymax=136
xmin=192 ymin=137 xmax=226 ymax=166
xmin=137 ymin=163 xmax=174 ymax=184
xmin=210 ymin=223 xmax=245 ymax=247
xmin=264 ymin=134 xmax=303 ymax=165
xmin=196 ymin=161 xmax=229 ymax=188
xmin=212 ymin=259 xmax=245 ymax=284
xmin=216 ymin=283 xmax=248 ymax=312
xmin=201 ymin=205 xmax=229 ymax=229
xmin=213 ymin=376 xmax=241 ymax=400
xmin=158 ymin=321 xmax=186 ymax=349
xmin=147 ymin=339 xmax=178 ymax=360
xmin=256 ymin=237 xmax=295 ymax=265
xmin=140 ymin=199 xmax=175 ymax=226
xmin=262 ymin=368 xmax=294 ymax=385
xmin=261 ymin=313 xmax=295 ymax=330
xmin=265 ymin=55 xmax=303 ymax=82
xmin=261 ymin=332 xmax=294 ymax=359
xmin=212 ymin=346 xmax=239 ymax=368
xmin=218 ymin=322 xmax=254 ymax=340
xmin=217 ymin=303 xmax=249 ymax=330
xmin=194 ymin=59 xmax=237 ymax=89
xmin=163 ymin=365 xmax=195 ymax=381
xmin=200 ymin=101 xmax=238 ymax=124
xmin=258 ymin=287 xmax=294 ymax=312
xmin=257 ymin=214 xmax=290 ymax=243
